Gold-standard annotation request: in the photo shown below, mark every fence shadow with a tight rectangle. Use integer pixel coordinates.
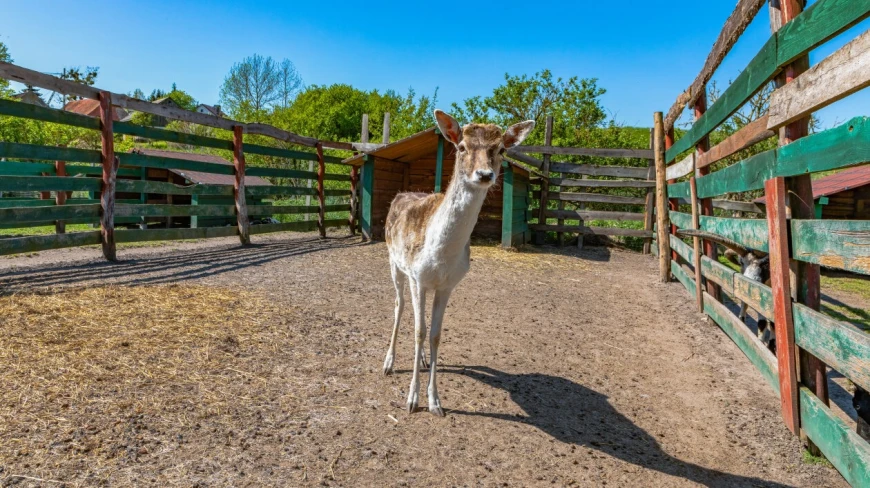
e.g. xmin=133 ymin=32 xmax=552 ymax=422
xmin=0 ymin=235 xmax=364 ymax=292
xmin=442 ymin=365 xmax=791 ymax=488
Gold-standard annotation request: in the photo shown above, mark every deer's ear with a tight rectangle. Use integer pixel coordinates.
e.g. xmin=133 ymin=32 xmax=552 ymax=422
xmin=434 ymin=110 xmax=462 ymax=145
xmin=503 ymin=120 xmax=536 ymax=149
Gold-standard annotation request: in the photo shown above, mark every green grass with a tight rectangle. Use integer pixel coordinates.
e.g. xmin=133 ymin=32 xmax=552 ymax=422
xmin=802 ymin=449 xmax=834 ymax=468
xmin=821 ymin=272 xmax=870 ymax=330
xmin=0 ymin=223 xmax=97 ymax=237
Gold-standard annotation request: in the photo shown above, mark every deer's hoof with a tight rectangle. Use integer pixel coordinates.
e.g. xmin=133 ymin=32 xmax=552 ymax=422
xmin=382 ymin=355 xmax=394 ymax=376
xmin=429 ymin=405 xmax=445 ymax=417
xmin=407 ymin=391 xmax=419 ymax=413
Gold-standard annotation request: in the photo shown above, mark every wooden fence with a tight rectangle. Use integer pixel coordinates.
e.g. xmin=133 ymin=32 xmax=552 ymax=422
xmin=654 ymin=1 xmax=870 ymax=486
xmin=0 ymin=64 xmax=363 ymax=260
xmin=506 ymin=116 xmax=657 ymax=250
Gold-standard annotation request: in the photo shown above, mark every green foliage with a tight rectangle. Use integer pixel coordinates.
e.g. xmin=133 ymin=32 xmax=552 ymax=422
xmin=128 ymin=85 xmax=198 ymax=126
xmin=0 ymin=38 xmax=12 ymax=98
xmin=0 ymin=101 xmax=99 ymax=149
xmin=58 ymin=67 xmax=99 ymax=105
xmin=220 ymin=54 xmax=301 ymax=119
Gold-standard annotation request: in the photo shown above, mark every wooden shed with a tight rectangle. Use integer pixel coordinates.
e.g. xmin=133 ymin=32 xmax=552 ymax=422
xmin=344 ymin=127 xmax=533 ymax=247
xmin=755 ymin=164 xmax=870 ymax=219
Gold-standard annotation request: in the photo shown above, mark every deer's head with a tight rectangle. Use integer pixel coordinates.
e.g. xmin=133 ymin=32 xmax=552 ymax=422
xmin=434 ymin=110 xmax=535 ymax=190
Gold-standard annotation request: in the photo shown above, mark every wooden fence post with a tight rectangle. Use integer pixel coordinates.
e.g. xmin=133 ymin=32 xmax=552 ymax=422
xmin=771 ymin=0 xmax=828 ymax=453
xmin=654 ymin=112 xmax=671 ymax=282
xmin=694 ymin=93 xmax=720 ymax=300
xmin=99 ymin=91 xmax=117 ymax=261
xmin=643 ymin=128 xmax=655 ymax=254
xmin=317 ymin=142 xmax=326 ymax=238
xmin=55 ymin=159 xmax=67 ymax=234
xmin=361 ymin=154 xmax=374 ymax=241
xmin=349 ymin=166 xmax=358 ymax=235
xmin=536 ymin=116 xmax=553 ymax=245
xmin=665 ymin=128 xmax=679 ymax=262
xmin=501 ymin=162 xmax=514 ymax=248
xmin=690 ymin=177 xmax=703 ymax=312
xmin=232 ymin=125 xmax=250 ymax=245
xmin=765 ymin=176 xmax=801 ymax=435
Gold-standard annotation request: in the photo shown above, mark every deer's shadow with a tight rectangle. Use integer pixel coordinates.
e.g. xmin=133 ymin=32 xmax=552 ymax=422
xmin=441 ymin=365 xmax=791 ymax=488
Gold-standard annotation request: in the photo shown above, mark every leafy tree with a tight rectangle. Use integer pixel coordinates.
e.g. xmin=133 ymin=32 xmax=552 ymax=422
xmin=130 ymin=85 xmax=198 ymax=126
xmin=0 ymin=38 xmax=11 ymax=97
xmin=57 ymin=67 xmax=99 ymax=103
xmin=220 ymin=54 xmax=301 ymax=119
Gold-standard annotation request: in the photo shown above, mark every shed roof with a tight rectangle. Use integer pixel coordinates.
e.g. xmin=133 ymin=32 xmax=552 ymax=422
xmin=63 ymin=98 xmax=128 ymax=121
xmin=133 ymin=149 xmax=272 ymax=186
xmin=754 ymin=164 xmax=870 ymax=204
xmin=342 ymin=126 xmax=532 ymax=177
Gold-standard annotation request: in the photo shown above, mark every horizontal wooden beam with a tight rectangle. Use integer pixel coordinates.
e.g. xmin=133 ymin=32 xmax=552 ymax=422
xmin=664 ymin=0 xmax=768 ymax=130
xmin=0 ymin=231 xmax=102 ymax=256
xmin=530 ymin=223 xmax=653 ymax=237
xmin=791 ymin=219 xmax=870 ymax=275
xmin=0 ymin=175 xmax=101 ymax=193
xmin=549 ymin=178 xmax=655 ymax=189
xmin=532 ymin=191 xmax=646 ymax=206
xmin=696 ymin=115 xmax=775 ymax=169
xmin=505 ymin=150 xmax=543 ymax=169
xmin=516 ymin=145 xmax=653 ymax=159
xmin=669 ymin=233 xmax=695 ymax=262
xmin=543 ymin=209 xmax=646 ymax=221
xmin=665 ymin=152 xmax=695 ymax=180
xmin=768 ymin=28 xmax=870 ymax=130
xmin=548 ymin=162 xmax=651 ymax=179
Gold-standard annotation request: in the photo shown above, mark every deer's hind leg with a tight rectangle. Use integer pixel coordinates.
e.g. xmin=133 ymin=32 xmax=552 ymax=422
xmin=383 ymin=261 xmax=406 ymax=375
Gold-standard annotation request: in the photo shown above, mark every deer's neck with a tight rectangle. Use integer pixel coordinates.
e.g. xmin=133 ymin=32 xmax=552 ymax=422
xmin=425 ymin=177 xmax=486 ymax=257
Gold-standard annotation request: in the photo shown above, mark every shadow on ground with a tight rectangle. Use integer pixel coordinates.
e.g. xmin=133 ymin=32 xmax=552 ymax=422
xmin=443 ymin=365 xmax=791 ymax=488
xmin=0 ymin=236 xmax=363 ymax=292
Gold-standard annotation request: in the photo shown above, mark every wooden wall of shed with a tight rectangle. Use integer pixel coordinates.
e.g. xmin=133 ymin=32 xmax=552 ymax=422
xmin=369 ymin=156 xmax=515 ymax=241
xmin=509 ymin=172 xmax=531 ymax=247
xmin=821 ymin=186 xmax=870 ymax=220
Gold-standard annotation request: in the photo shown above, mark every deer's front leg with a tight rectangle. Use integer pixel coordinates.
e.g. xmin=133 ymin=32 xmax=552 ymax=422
xmin=428 ymin=288 xmax=452 ymax=417
xmin=406 ymin=278 xmax=426 ymax=413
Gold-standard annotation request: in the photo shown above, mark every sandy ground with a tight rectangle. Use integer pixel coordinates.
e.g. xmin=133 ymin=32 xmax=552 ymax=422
xmin=0 ymin=231 xmax=849 ymax=487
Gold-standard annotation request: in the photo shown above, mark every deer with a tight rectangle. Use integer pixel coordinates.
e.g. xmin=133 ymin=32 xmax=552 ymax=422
xmin=381 ymin=110 xmax=535 ymax=417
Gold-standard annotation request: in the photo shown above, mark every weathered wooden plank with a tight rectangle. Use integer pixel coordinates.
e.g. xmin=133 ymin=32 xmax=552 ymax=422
xmin=533 ymin=191 xmax=647 ymax=206
xmin=243 ymin=144 xmax=323 ymax=163
xmin=0 ymin=142 xmax=102 ymax=164
xmin=316 ymin=143 xmax=326 ymax=238
xmin=655 ymin=113 xmax=671 ymax=282
xmin=529 ymin=224 xmax=653 ymax=237
xmin=549 ymin=178 xmax=655 ymax=189
xmin=791 ymin=219 xmax=870 ymax=275
xmin=696 ymin=116 xmax=775 ymax=169
xmin=671 ymin=260 xmax=696 ymax=298
xmin=249 ymin=204 xmax=347 ymax=216
xmin=669 ymin=233 xmax=695 ymax=263
xmin=701 ymin=255 xmax=736 ymax=296
xmin=114 ymin=204 xmax=235 ymax=218
xmin=505 ymin=150 xmax=543 ymax=169
xmin=119 ymin=151 xmax=234 ymax=175
xmin=548 ymin=162 xmax=650 ymax=179
xmin=0 ymin=98 xmax=100 ymax=130
xmin=776 ymin=0 xmax=870 ymax=67
xmin=99 ymin=91 xmax=117 ymax=261
xmin=669 ymin=211 xmax=692 ymax=230
xmin=712 ymin=199 xmax=765 ymax=214
xmin=703 ymin=291 xmax=780 ymax=393
xmin=0 ymin=176 xmax=101 ymax=192
xmin=115 ymin=179 xmax=233 ymax=197
xmin=799 ymin=386 xmax=870 ymax=488
xmin=249 ymin=219 xmax=347 ymax=235
xmin=770 ymin=29 xmax=870 ymax=130
xmin=690 ymin=177 xmax=704 ymax=311
xmin=668 ymin=181 xmax=690 ymax=200
xmin=663 ymin=0 xmax=768 ymax=131
xmin=361 ymin=155 xmax=374 ymax=241
xmin=697 ymin=149 xmax=776 ymax=198
xmin=543 ymin=209 xmax=645 ymax=221
xmin=502 ymin=163 xmax=515 ymax=248
xmin=0 ymin=231 xmax=102 ymax=256
xmin=518 ymin=145 xmax=653 ymax=159
xmin=667 ymin=36 xmax=778 ymax=162
xmin=700 ymin=215 xmax=769 ymax=253
xmin=535 ymin=117 xmax=554 ymax=244
xmin=665 ymin=153 xmax=695 ymax=180
xmin=0 ymin=204 xmax=100 ymax=222
xmin=244 ymin=186 xmax=318 ymax=198
xmin=764 ymin=176 xmax=799 ymax=434
xmin=794 ymin=303 xmax=870 ymax=393
xmin=733 ymin=273 xmax=774 ymax=318
xmin=232 ymin=126 xmax=250 ymax=245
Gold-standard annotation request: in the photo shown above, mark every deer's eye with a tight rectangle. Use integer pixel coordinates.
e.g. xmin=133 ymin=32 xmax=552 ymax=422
xmin=457 ymin=144 xmax=466 ymax=153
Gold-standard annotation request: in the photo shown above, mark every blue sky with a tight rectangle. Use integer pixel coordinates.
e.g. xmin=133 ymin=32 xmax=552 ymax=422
xmin=2 ymin=0 xmax=867 ymax=130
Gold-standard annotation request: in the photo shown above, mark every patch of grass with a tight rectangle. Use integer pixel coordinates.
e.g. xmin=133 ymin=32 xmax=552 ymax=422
xmin=0 ymin=224 xmax=97 ymax=237
xmin=718 ymin=255 xmax=741 ymax=272
xmin=822 ymin=273 xmax=870 ymax=301
xmin=801 ymin=449 xmax=834 ymax=468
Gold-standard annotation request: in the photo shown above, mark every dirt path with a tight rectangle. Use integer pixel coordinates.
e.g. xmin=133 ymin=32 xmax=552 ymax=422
xmin=0 ymin=233 xmax=847 ymax=487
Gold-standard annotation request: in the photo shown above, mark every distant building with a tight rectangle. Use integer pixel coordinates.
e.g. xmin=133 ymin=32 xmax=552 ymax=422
xmin=195 ymin=104 xmax=224 ymax=117
xmin=63 ymin=98 xmax=128 ymax=121
xmin=755 ymin=165 xmax=870 ymax=219
xmin=11 ymin=86 xmax=48 ymax=107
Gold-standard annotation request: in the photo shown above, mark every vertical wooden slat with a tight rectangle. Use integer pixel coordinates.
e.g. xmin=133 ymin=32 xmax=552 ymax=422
xmin=536 ymin=116 xmax=554 ymax=245
xmin=666 ymin=128 xmax=679 ymax=262
xmin=577 ymin=174 xmax=587 ymax=250
xmin=643 ymin=128 xmax=655 ymax=254
xmin=765 ymin=176 xmax=800 ymax=435
xmin=771 ymin=0 xmax=828 ymax=452
xmin=316 ymin=142 xmax=326 ymax=238
xmin=305 ymin=160 xmax=313 ymax=221
xmin=361 ymin=155 xmax=374 ymax=241
xmin=654 ymin=112 xmax=671 ymax=282
xmin=54 ymin=160 xmax=67 ymax=234
xmin=231 ymin=125 xmax=250 ymax=245
xmin=99 ymin=91 xmax=117 ymax=261
xmin=139 ymin=165 xmax=147 ymax=229
xmin=694 ymin=93 xmax=720 ymax=300
xmin=349 ymin=166 xmax=358 ymax=236
xmin=690 ymin=177 xmax=703 ymax=312
xmin=190 ymin=194 xmax=198 ymax=229
xmin=435 ymin=134 xmax=445 ymax=193
xmin=501 ymin=162 xmax=514 ymax=248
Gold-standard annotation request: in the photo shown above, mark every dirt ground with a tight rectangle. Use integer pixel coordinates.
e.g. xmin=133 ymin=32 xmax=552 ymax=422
xmin=0 ymin=231 xmax=850 ymax=487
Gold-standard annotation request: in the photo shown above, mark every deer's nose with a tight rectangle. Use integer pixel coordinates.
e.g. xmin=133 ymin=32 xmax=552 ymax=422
xmin=475 ymin=170 xmax=494 ymax=182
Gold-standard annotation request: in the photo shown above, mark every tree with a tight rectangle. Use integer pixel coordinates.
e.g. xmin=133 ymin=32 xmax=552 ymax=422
xmin=220 ymin=54 xmax=302 ymax=119
xmin=58 ymin=66 xmax=99 ymax=103
xmin=0 ymin=38 xmax=11 ymax=97
xmin=130 ymin=85 xmax=198 ymax=126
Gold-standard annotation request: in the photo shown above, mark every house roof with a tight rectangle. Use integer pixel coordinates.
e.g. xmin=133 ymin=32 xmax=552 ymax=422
xmin=133 ymin=149 xmax=272 ymax=186
xmin=755 ymin=164 xmax=870 ymax=204
xmin=63 ymin=98 xmax=128 ymax=121
xmin=342 ymin=126 xmax=533 ymax=177
xmin=196 ymin=104 xmax=223 ymax=117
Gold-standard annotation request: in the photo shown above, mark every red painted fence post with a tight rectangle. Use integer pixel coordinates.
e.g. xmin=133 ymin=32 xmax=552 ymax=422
xmin=232 ymin=125 xmax=251 ymax=245
xmin=316 ymin=142 xmax=326 ymax=238
xmin=765 ymin=176 xmax=800 ymax=435
xmin=99 ymin=91 xmax=118 ymax=261
xmin=55 ymin=159 xmax=67 ymax=234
